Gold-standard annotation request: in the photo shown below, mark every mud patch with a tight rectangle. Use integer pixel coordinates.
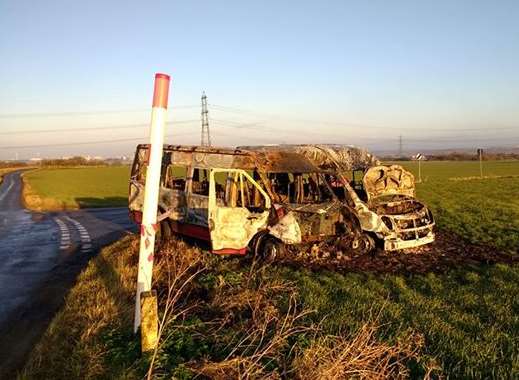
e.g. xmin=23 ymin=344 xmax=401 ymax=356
xmin=276 ymin=231 xmax=519 ymax=275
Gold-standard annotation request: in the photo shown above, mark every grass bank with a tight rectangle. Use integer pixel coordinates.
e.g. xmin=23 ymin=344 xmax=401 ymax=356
xmin=22 ymin=166 xmax=130 ymax=211
xmin=21 ymin=235 xmax=519 ymax=379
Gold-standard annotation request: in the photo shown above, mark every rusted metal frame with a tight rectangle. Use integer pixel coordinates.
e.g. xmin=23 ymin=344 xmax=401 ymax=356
xmin=392 ymin=212 xmax=428 ymax=221
xmin=412 ymin=218 xmax=418 ymax=239
xmin=301 ymin=234 xmax=329 ymax=243
xmin=209 ymin=168 xmax=271 ymax=210
xmin=239 ymin=173 xmax=245 ymax=207
xmin=394 ymin=223 xmax=435 ymax=234
xmin=257 ymin=171 xmax=280 ymax=203
xmin=136 ymin=143 xmax=249 ymax=158
xmin=373 ymin=198 xmax=418 ymax=208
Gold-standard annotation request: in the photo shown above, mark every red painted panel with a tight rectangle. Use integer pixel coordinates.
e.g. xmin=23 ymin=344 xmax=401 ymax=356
xmin=212 ymin=247 xmax=248 ymax=256
xmin=169 ymin=221 xmax=211 ymax=241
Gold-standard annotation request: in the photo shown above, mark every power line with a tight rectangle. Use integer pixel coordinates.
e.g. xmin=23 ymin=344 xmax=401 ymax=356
xmin=0 ymin=105 xmax=199 ymax=119
xmin=0 ymin=131 xmax=198 ymax=149
xmin=210 ymin=103 xmax=518 ymax=132
xmin=211 ymin=118 xmax=519 ymax=143
xmin=0 ymin=119 xmax=200 ymax=135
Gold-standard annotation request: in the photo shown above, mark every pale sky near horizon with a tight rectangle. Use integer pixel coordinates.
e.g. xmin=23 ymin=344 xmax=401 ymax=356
xmin=1 ymin=0 xmax=518 ymax=159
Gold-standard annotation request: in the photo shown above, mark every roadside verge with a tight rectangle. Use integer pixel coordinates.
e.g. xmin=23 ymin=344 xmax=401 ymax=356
xmin=20 ymin=236 xmax=437 ymax=379
xmin=21 ymin=169 xmax=72 ymax=211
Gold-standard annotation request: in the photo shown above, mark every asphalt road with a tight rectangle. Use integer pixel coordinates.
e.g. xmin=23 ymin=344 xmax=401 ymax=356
xmin=0 ymin=171 xmax=136 ymax=378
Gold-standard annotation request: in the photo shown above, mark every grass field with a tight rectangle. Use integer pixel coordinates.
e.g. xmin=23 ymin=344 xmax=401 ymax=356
xmin=396 ymin=160 xmax=519 ymax=252
xmin=19 ymin=160 xmax=519 ymax=379
xmin=22 ymin=166 xmax=130 ymax=210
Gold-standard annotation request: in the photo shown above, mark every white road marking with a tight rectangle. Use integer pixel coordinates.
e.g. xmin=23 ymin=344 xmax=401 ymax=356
xmin=65 ymin=216 xmax=93 ymax=253
xmin=54 ymin=218 xmax=71 ymax=250
xmin=0 ymin=177 xmax=15 ymax=202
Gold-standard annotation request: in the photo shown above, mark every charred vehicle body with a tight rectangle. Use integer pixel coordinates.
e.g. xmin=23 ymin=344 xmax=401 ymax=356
xmin=129 ymin=144 xmax=373 ymax=259
xmin=241 ymin=145 xmax=435 ymax=251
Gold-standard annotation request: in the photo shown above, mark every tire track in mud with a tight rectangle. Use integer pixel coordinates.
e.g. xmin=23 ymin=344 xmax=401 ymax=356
xmin=276 ymin=231 xmax=519 ymax=275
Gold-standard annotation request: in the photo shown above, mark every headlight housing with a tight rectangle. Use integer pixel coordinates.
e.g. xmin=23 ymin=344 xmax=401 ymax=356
xmin=381 ymin=216 xmax=393 ymax=230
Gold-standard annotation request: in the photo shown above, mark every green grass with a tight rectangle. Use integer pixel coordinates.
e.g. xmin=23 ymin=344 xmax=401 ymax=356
xmin=23 ymin=166 xmax=130 ymax=209
xmin=279 ymin=263 xmax=519 ymax=379
xmin=393 ymin=160 xmax=519 ymax=180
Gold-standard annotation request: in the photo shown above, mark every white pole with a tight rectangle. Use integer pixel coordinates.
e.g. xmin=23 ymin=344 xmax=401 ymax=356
xmin=418 ymin=159 xmax=422 ymax=183
xmin=134 ymin=73 xmax=171 ymax=332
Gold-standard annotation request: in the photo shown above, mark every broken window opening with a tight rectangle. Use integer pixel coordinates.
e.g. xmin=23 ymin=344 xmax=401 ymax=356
xmin=192 ymin=168 xmax=210 ymax=196
xmin=165 ymin=165 xmax=188 ymax=190
xmin=216 ymin=171 xmax=266 ymax=212
xmin=351 ymin=169 xmax=367 ymax=201
xmin=268 ymin=172 xmax=333 ymax=204
xmin=325 ymin=174 xmax=346 ymax=200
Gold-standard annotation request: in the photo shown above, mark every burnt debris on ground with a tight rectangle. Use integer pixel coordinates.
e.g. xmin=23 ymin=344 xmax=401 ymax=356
xmin=275 ymin=231 xmax=519 ymax=275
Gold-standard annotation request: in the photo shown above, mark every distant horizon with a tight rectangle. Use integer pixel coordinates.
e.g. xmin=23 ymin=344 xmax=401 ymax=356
xmin=1 ymin=1 xmax=518 ymax=160
xmin=4 ymin=141 xmax=518 ymax=162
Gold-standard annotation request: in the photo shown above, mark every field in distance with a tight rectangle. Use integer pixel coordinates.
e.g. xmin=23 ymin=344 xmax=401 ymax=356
xmin=22 ymin=166 xmax=130 ymax=210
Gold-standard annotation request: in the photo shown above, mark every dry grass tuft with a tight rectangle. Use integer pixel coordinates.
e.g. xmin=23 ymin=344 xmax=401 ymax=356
xmin=184 ymin=263 xmax=314 ymax=380
xmin=146 ymin=241 xmax=207 ymax=379
xmin=292 ymin=323 xmax=431 ymax=380
xmin=190 ymin=294 xmax=312 ymax=380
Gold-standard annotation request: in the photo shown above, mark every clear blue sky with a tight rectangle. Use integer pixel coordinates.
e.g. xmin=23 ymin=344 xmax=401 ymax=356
xmin=1 ymin=0 xmax=518 ymax=159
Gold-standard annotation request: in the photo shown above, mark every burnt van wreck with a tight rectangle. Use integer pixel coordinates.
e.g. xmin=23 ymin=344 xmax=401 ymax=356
xmin=243 ymin=145 xmax=435 ymax=251
xmin=129 ymin=144 xmax=435 ymax=261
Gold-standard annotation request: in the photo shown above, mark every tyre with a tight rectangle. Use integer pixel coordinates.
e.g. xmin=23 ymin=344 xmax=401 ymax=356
xmin=258 ymin=236 xmax=285 ymax=262
xmin=351 ymin=233 xmax=375 ymax=255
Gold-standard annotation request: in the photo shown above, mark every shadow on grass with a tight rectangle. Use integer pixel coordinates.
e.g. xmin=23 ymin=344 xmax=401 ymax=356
xmin=75 ymin=196 xmax=128 ymax=208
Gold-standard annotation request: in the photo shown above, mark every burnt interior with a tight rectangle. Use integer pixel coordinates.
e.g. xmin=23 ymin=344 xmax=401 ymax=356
xmin=267 ymin=172 xmax=333 ymax=204
xmin=370 ymin=196 xmax=424 ymax=215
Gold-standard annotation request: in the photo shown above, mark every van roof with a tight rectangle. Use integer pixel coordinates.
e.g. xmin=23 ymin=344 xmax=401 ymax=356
xmin=240 ymin=144 xmax=379 ymax=171
xmin=135 ymin=144 xmax=321 ymax=173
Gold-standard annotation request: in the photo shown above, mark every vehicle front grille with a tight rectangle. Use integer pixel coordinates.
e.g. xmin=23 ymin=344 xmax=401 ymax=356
xmin=393 ymin=211 xmax=434 ymax=241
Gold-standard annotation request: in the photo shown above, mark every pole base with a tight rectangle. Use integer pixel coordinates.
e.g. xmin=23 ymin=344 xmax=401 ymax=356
xmin=140 ymin=290 xmax=158 ymax=353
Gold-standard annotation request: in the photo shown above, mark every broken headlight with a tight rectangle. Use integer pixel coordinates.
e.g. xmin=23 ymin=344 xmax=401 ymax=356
xmin=381 ymin=216 xmax=393 ymax=230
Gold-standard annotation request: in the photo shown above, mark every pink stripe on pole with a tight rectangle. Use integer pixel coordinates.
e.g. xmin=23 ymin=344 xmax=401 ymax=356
xmin=152 ymin=73 xmax=170 ymax=108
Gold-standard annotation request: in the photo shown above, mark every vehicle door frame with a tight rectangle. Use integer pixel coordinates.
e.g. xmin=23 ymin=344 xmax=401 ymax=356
xmin=208 ymin=168 xmax=271 ymax=254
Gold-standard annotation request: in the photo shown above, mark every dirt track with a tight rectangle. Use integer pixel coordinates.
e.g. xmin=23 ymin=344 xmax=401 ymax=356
xmin=277 ymin=231 xmax=519 ymax=275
